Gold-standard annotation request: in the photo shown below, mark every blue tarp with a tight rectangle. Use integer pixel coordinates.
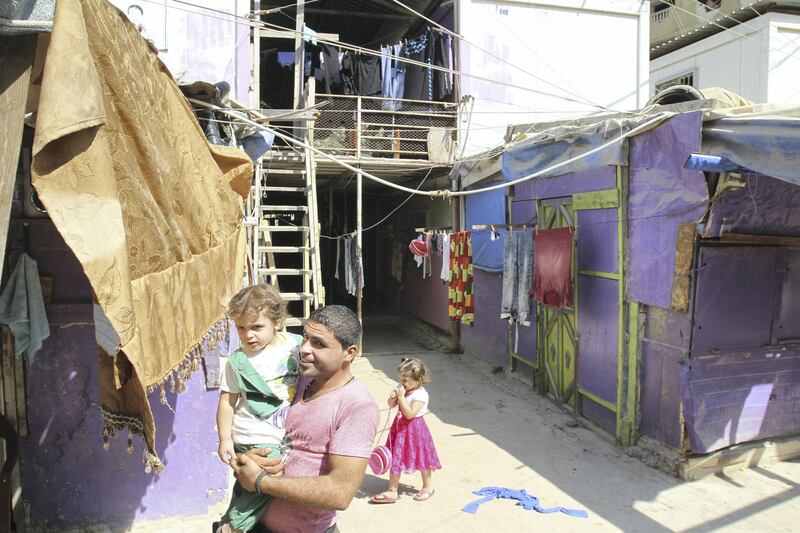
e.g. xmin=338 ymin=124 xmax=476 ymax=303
xmin=684 ymin=154 xmax=753 ymax=174
xmin=465 ymin=187 xmax=505 ymax=272
xmin=701 ymin=117 xmax=800 ymax=184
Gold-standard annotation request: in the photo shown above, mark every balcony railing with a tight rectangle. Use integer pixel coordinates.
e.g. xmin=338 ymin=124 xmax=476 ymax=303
xmin=311 ymin=94 xmax=458 ymax=161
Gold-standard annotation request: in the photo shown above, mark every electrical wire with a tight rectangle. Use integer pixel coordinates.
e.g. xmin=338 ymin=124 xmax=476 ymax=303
xmin=190 ymin=98 xmax=672 ymax=199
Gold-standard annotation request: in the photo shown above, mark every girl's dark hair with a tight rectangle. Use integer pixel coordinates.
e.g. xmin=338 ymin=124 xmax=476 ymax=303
xmin=397 ymin=357 xmax=430 ymax=384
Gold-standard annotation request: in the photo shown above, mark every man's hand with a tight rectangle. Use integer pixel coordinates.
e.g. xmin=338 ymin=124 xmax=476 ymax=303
xmin=231 ymin=453 xmax=264 ymax=492
xmin=241 ymin=447 xmax=285 ymax=476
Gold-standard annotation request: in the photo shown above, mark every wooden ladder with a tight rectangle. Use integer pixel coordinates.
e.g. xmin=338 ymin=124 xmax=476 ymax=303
xmin=253 ymin=145 xmax=323 ymax=328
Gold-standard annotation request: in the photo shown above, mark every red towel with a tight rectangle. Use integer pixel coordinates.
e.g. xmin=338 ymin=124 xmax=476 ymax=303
xmin=532 ymin=228 xmax=573 ymax=308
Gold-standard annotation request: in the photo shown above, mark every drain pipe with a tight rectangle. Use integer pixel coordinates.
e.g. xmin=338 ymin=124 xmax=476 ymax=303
xmin=449 ymin=170 xmax=462 ymax=354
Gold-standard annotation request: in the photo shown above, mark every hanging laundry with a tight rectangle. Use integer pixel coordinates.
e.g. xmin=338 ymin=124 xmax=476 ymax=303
xmin=409 ymin=235 xmax=429 ymax=257
xmin=343 ymin=237 xmax=353 ymax=294
xmin=439 ymin=233 xmax=450 ymax=281
xmin=448 ymin=232 xmax=474 ymax=325
xmin=0 ymin=253 xmax=50 ymax=363
xmin=531 ymin=228 xmax=574 ymax=308
xmin=320 ymin=43 xmax=342 ymax=94
xmin=277 ymin=51 xmax=295 ymax=68
xmin=357 ymin=54 xmax=382 ymax=96
xmin=403 ymin=32 xmax=432 ymax=101
xmin=432 ymin=33 xmax=453 ymax=100
xmin=501 ymin=228 xmax=534 ymax=325
xmin=381 ymin=43 xmax=405 ymax=110
xmin=352 ymin=237 xmax=364 ymax=293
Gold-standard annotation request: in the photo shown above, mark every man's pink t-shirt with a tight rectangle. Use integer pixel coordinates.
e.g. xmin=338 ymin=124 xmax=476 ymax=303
xmin=262 ymin=377 xmax=379 ymax=533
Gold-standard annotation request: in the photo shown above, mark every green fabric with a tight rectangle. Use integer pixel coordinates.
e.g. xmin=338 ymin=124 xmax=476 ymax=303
xmin=222 ymin=443 xmax=282 ymax=531
xmin=228 ymin=332 xmax=302 ymax=419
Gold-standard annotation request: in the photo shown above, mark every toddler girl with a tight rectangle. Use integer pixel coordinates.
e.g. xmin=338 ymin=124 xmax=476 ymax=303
xmin=370 ymin=357 xmax=441 ymax=504
xmin=215 ymin=284 xmax=300 ymax=533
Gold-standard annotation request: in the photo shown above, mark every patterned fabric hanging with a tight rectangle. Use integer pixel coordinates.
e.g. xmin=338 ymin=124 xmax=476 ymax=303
xmin=448 ymin=232 xmax=474 ymax=325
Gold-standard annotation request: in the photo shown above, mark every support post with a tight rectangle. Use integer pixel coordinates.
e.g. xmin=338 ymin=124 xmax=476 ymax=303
xmin=293 ymin=0 xmax=305 ymax=111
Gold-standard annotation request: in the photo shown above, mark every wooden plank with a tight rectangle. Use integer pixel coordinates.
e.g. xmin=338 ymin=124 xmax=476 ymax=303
xmin=13 ymin=354 xmax=26 ymax=437
xmin=0 ymin=35 xmax=36 ymax=278
xmin=572 ymin=188 xmax=619 ymax=210
xmin=670 ymin=222 xmax=695 ymax=312
xmin=1 ymin=327 xmax=17 ymax=430
xmin=716 ymin=232 xmax=800 ymax=247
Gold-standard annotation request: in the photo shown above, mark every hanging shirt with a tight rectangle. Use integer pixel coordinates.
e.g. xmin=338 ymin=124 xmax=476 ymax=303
xmin=531 ymin=228 xmax=574 ymax=308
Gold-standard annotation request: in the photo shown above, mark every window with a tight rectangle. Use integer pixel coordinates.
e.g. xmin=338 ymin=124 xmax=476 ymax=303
xmin=654 ymin=72 xmax=695 ymax=93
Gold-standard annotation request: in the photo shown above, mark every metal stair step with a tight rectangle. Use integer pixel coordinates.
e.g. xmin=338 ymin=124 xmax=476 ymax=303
xmin=261 ymin=186 xmax=308 ymax=193
xmin=258 ymin=245 xmax=312 ymax=253
xmin=283 ymin=317 xmax=305 ymax=328
xmin=280 ymin=292 xmax=314 ymax=301
xmin=260 ymin=205 xmax=308 ymax=213
xmin=262 ymin=168 xmax=306 ymax=175
xmin=259 ymin=268 xmax=313 ymax=276
xmin=259 ymin=224 xmax=309 ymax=232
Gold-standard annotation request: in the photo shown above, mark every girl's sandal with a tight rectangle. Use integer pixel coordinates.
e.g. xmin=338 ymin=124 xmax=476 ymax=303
xmin=369 ymin=492 xmax=398 ymax=504
xmin=413 ymin=489 xmax=435 ymax=501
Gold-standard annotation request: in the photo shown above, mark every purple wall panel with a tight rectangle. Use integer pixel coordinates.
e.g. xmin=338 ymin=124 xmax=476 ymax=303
xmin=583 ymin=396 xmax=616 ymax=434
xmin=639 ymin=307 xmax=691 ymax=449
xmin=577 ymin=208 xmax=618 ymax=274
xmin=577 ymin=276 xmax=619 ymax=404
xmin=777 ymin=248 xmax=800 ymax=342
xmin=21 ymin=320 xmax=228 ymax=529
xmin=680 ymin=347 xmax=800 ymax=453
xmin=628 ymin=112 xmax=708 ymax=309
xmin=515 ymin=166 xmax=616 ymax=200
xmin=460 ymin=270 xmax=509 ymax=367
xmin=692 ymin=246 xmax=778 ymax=352
xmin=705 ymin=174 xmax=800 ymax=238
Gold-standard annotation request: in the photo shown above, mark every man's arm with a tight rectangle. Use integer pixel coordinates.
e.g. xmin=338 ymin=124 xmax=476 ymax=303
xmin=233 ymin=452 xmax=368 ymax=511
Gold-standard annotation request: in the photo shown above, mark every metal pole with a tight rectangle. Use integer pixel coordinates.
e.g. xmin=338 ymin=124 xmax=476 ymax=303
xmin=356 ymin=165 xmax=363 ymax=349
xmin=293 ymin=0 xmax=305 ymax=111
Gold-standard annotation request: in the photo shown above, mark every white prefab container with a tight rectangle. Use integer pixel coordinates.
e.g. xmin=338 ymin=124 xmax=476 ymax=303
xmin=457 ymin=0 xmax=650 ymax=157
xmin=650 ymin=12 xmax=800 ymax=105
xmin=109 ymin=0 xmax=252 ymax=102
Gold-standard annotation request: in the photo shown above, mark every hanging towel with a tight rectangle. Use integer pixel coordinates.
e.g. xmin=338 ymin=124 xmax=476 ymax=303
xmin=448 ymin=232 xmax=474 ymax=324
xmin=532 ymin=228 xmax=574 ymax=308
xmin=461 ymin=487 xmax=588 ymax=518
xmin=439 ymin=233 xmax=450 ymax=281
xmin=0 ymin=253 xmax=50 ymax=363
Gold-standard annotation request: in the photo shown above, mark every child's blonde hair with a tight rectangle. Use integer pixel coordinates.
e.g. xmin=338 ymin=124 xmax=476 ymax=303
xmin=228 ymin=284 xmax=286 ymax=325
xmin=397 ymin=357 xmax=430 ymax=384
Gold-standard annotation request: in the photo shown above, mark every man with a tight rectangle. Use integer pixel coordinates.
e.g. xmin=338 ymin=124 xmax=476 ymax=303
xmin=233 ymin=305 xmax=380 ymax=533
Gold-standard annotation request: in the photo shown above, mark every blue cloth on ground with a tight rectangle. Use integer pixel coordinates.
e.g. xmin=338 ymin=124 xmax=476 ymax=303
xmin=461 ymin=487 xmax=588 ymax=518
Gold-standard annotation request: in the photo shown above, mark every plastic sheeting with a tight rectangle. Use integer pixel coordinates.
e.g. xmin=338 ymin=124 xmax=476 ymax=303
xmin=627 ymin=112 xmax=709 ymax=310
xmin=502 ymin=114 xmax=670 ymax=183
xmin=702 ymin=116 xmax=800 ymax=185
xmin=465 ymin=187 xmax=505 ymax=272
xmin=0 ymin=0 xmax=54 ymax=34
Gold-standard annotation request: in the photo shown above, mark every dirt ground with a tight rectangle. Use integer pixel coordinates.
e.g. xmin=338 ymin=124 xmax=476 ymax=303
xmin=80 ymin=313 xmax=800 ymax=532
xmin=336 ymin=314 xmax=800 ymax=533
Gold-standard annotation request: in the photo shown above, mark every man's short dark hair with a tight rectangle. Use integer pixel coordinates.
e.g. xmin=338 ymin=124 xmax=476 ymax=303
xmin=307 ymin=305 xmax=361 ymax=349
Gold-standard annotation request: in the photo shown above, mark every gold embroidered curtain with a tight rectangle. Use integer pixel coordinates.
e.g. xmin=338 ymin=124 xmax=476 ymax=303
xmin=31 ymin=0 xmax=252 ymax=470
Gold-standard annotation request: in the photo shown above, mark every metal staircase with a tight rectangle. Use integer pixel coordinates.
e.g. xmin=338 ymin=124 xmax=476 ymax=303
xmin=252 ymin=144 xmax=323 ymax=328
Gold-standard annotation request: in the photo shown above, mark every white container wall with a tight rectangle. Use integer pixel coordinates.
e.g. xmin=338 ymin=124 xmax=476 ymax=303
xmin=650 ymin=12 xmax=800 ymax=104
xmin=457 ymin=0 xmax=650 ymax=157
xmin=109 ymin=0 xmax=252 ymax=102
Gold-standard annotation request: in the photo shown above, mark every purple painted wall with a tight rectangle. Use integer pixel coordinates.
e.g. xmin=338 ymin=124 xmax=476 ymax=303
xmin=680 ymin=346 xmax=800 ymax=454
xmin=704 ymin=174 xmax=800 ymax=238
xmin=627 ymin=112 xmax=708 ymax=310
xmin=640 ymin=306 xmax=691 ymax=449
xmin=460 ymin=269 xmax=509 ymax=368
xmin=10 ymin=220 xmax=228 ymax=530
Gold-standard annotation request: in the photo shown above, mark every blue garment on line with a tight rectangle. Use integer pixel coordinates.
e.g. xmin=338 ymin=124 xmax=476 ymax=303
xmin=461 ymin=487 xmax=588 ymax=518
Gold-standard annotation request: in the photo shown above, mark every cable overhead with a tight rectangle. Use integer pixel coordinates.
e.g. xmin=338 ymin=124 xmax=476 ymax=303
xmin=190 ymin=99 xmax=671 ymax=199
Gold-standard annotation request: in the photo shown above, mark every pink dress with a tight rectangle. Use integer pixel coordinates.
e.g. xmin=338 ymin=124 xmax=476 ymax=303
xmin=385 ymin=387 xmax=441 ymax=475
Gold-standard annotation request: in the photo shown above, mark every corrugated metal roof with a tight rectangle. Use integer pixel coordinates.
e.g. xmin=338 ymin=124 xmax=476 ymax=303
xmin=261 ymin=0 xmax=440 ymax=46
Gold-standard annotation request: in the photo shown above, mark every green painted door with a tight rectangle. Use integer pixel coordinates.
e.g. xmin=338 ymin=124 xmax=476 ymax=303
xmin=537 ymin=200 xmax=577 ymax=406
